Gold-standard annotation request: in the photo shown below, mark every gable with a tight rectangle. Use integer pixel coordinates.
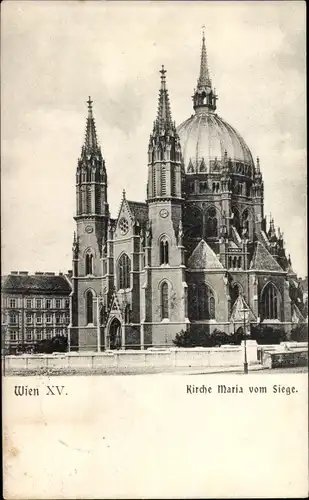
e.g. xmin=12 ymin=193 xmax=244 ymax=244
xmin=230 ymin=295 xmax=256 ymax=323
xmin=250 ymin=241 xmax=283 ymax=272
xmin=188 ymin=239 xmax=224 ymax=270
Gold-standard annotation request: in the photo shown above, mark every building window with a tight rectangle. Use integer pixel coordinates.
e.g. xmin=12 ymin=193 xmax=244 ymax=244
xmin=26 ymin=314 xmax=32 ymax=325
xmin=261 ymin=283 xmax=280 ymax=320
xmin=10 ymin=332 xmax=17 ymax=341
xmin=9 ymin=298 xmax=16 ymax=308
xmin=26 ymin=330 xmax=32 ymax=341
xmin=46 ymin=299 xmax=52 ymax=309
xmin=85 ymin=253 xmax=94 ymax=275
xmin=26 ymin=299 xmax=32 ymax=308
xmin=10 ymin=313 xmax=17 ymax=325
xmin=36 ymin=330 xmax=43 ymax=341
xmin=36 ymin=314 xmax=42 ymax=324
xmin=118 ymin=254 xmax=131 ymax=290
xmin=160 ymin=240 xmax=169 ymax=265
xmin=188 ymin=284 xmax=216 ymax=320
xmin=46 ymin=331 xmax=52 ymax=339
xmin=161 ymin=165 xmax=166 ymax=195
xmin=64 ymin=299 xmax=70 ymax=308
xmin=56 ymin=328 xmax=62 ymax=336
xmin=65 ymin=315 xmax=70 ymax=325
xmin=232 ymin=206 xmax=241 ymax=234
xmin=55 ymin=299 xmax=61 ymax=309
xmin=86 ymin=290 xmax=94 ymax=324
xmin=161 ymin=282 xmax=169 ymax=319
xmin=55 ymin=315 xmax=60 ymax=324
xmin=46 ymin=313 xmax=52 ymax=324
xmin=36 ymin=299 xmax=42 ymax=309
xmin=242 ymin=209 xmax=250 ymax=232
xmin=205 ymin=208 xmax=218 ymax=238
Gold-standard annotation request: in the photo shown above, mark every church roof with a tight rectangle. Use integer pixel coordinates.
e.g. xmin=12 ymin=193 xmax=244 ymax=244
xmin=249 ymin=241 xmax=283 ymax=272
xmin=188 ymin=239 xmax=224 ymax=270
xmin=230 ymin=295 xmax=256 ymax=323
xmin=2 ymin=273 xmax=72 ymax=295
xmin=126 ymin=201 xmax=148 ymax=224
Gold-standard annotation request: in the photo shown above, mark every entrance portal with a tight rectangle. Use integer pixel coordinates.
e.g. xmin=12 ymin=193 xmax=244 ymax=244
xmin=109 ymin=318 xmax=122 ymax=350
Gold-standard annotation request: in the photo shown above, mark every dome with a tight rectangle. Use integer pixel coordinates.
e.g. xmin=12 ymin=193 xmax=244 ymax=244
xmin=177 ymin=111 xmax=254 ymax=173
xmin=177 ymin=32 xmax=255 ymax=174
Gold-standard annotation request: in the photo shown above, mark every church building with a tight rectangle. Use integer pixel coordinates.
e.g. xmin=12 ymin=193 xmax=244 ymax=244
xmin=69 ymin=34 xmax=305 ymax=351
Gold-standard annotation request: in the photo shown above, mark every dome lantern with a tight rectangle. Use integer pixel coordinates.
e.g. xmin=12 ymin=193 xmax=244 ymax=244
xmin=193 ymin=30 xmax=218 ymax=114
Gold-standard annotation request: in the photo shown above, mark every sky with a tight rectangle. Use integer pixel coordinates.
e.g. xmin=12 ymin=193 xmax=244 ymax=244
xmin=1 ymin=1 xmax=306 ymax=277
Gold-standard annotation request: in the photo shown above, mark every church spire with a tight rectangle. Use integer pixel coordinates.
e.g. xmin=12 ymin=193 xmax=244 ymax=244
xmin=83 ymin=96 xmax=100 ymax=153
xmin=197 ymin=29 xmax=212 ymax=89
xmin=154 ymin=65 xmax=174 ymax=132
xmin=193 ymin=29 xmax=217 ymax=113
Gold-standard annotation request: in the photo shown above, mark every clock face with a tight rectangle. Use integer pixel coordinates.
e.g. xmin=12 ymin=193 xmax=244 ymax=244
xmin=119 ymin=217 xmax=129 ymax=235
xmin=160 ymin=208 xmax=169 ymax=218
xmin=85 ymin=225 xmax=93 ymax=234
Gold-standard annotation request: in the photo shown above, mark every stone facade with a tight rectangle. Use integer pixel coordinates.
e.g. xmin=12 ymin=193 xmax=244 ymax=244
xmin=70 ymin=36 xmax=306 ymax=351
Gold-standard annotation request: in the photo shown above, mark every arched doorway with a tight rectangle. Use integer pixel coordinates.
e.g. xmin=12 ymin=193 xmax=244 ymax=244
xmin=109 ymin=318 xmax=122 ymax=350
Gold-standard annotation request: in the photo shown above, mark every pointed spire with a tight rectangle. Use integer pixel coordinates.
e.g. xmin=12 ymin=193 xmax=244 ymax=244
xmin=192 ymin=29 xmax=217 ymax=113
xmin=155 ymin=65 xmax=174 ymax=131
xmin=197 ymin=28 xmax=212 ymax=89
xmin=122 ymin=189 xmax=126 ymax=200
xmin=84 ymin=96 xmax=99 ymax=152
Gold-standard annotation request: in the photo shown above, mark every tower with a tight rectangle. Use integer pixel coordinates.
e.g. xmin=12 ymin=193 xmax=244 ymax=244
xmin=144 ymin=66 xmax=188 ymax=346
xmin=70 ymin=97 xmax=109 ymax=350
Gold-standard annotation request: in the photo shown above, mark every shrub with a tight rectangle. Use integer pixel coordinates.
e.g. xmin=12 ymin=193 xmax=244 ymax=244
xmin=34 ymin=335 xmax=68 ymax=354
xmin=173 ymin=327 xmax=231 ymax=348
xmin=250 ymin=325 xmax=286 ymax=345
xmin=290 ymin=324 xmax=308 ymax=342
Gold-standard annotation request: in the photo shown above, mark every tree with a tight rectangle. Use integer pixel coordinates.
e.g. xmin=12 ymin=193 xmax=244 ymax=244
xmin=34 ymin=335 xmax=68 ymax=354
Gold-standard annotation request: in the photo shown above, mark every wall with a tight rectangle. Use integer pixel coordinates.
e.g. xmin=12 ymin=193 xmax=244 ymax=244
xmin=3 ymin=342 xmax=258 ymax=372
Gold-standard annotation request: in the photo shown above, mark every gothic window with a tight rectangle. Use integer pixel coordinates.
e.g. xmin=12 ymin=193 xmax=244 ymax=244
xmin=242 ymin=209 xmax=250 ymax=232
xmin=161 ymin=165 xmax=166 ymax=195
xmin=118 ymin=253 xmax=131 ymax=290
xmin=199 ymin=181 xmax=208 ymax=193
xmin=230 ymin=283 xmax=241 ymax=307
xmin=183 ymin=205 xmax=203 ymax=240
xmin=152 ymin=166 xmax=156 ymax=197
xmin=205 ymin=207 xmax=218 ymax=237
xmin=95 ymin=187 xmax=101 ymax=213
xmin=85 ymin=253 xmax=94 ymax=275
xmin=232 ymin=206 xmax=241 ymax=234
xmin=188 ymin=182 xmax=195 ymax=194
xmin=86 ymin=186 xmax=91 ymax=213
xmin=261 ymin=283 xmax=280 ymax=320
xmin=188 ymin=284 xmax=215 ymax=320
xmin=86 ymin=290 xmax=94 ymax=324
xmin=160 ymin=239 xmax=169 ymax=265
xmin=161 ymin=282 xmax=169 ymax=319
xmin=171 ymin=169 xmax=176 ymax=196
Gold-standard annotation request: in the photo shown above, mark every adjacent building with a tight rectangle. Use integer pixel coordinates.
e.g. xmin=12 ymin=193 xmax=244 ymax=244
xmin=1 ymin=271 xmax=72 ymax=353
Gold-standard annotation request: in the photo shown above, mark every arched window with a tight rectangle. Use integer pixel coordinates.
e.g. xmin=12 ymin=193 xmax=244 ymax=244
xmin=85 ymin=253 xmax=94 ymax=275
xmin=232 ymin=206 xmax=241 ymax=234
xmin=261 ymin=283 xmax=280 ymax=320
xmin=242 ymin=209 xmax=250 ymax=232
xmin=160 ymin=240 xmax=169 ymax=265
xmin=230 ymin=283 xmax=241 ymax=307
xmin=188 ymin=284 xmax=215 ymax=320
xmin=161 ymin=282 xmax=169 ymax=319
xmin=86 ymin=290 xmax=94 ymax=324
xmin=205 ymin=208 xmax=218 ymax=237
xmin=118 ymin=253 xmax=131 ymax=290
xmin=161 ymin=165 xmax=166 ymax=195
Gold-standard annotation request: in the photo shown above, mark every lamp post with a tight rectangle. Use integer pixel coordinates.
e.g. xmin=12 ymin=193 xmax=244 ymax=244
xmin=240 ymin=307 xmax=249 ymax=374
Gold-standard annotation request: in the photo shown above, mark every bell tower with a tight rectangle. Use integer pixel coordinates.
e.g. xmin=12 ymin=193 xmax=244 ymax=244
xmin=70 ymin=97 xmax=109 ymax=351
